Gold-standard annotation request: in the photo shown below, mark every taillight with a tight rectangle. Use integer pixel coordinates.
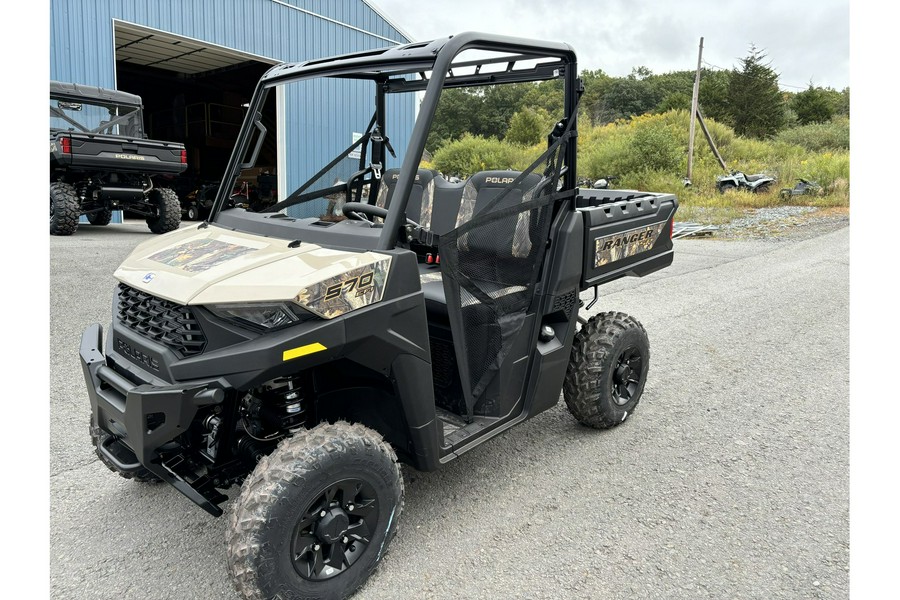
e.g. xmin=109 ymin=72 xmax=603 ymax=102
xmin=60 ymin=137 xmax=71 ymax=154
xmin=180 ymin=149 xmax=187 ymax=164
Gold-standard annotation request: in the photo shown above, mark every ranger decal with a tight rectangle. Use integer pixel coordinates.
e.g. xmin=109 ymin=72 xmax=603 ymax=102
xmin=594 ymin=223 xmax=666 ymax=267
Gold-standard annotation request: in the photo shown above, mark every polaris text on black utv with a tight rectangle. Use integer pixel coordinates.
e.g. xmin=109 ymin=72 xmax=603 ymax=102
xmin=80 ymin=32 xmax=678 ymax=600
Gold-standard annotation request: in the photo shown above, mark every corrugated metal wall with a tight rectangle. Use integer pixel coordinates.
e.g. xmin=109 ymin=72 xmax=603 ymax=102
xmin=50 ymin=0 xmax=416 ymax=219
xmin=50 ymin=0 xmax=408 ymax=88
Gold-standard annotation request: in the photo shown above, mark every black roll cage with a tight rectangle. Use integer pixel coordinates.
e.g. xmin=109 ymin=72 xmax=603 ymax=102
xmin=209 ymin=32 xmax=579 ymax=250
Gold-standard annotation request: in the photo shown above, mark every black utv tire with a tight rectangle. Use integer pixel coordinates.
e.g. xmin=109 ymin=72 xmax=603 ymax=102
xmin=563 ymin=311 xmax=650 ymax=429
xmin=226 ymin=421 xmax=404 ymax=600
xmin=88 ymin=208 xmax=113 ymax=226
xmin=89 ymin=416 xmax=160 ymax=483
xmin=717 ymin=181 xmax=736 ymax=194
xmin=146 ymin=187 xmax=181 ymax=233
xmin=50 ymin=182 xmax=80 ymax=236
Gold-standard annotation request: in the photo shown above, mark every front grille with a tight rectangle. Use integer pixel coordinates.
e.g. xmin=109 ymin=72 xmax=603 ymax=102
xmin=116 ymin=284 xmax=206 ymax=357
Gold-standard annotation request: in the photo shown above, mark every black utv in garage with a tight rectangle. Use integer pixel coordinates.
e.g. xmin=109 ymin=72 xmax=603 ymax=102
xmin=50 ymin=81 xmax=186 ymax=235
xmin=80 ymin=32 xmax=678 ymax=599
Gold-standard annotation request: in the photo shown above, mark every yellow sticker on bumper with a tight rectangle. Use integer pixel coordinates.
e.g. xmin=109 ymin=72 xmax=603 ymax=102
xmin=282 ymin=342 xmax=327 ymax=361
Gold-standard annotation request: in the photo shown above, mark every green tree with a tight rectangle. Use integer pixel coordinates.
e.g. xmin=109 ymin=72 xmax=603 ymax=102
xmin=657 ymin=91 xmax=692 ymax=112
xmin=479 ymin=83 xmax=531 ymax=139
xmin=792 ymin=84 xmax=835 ymax=124
xmin=578 ymin=69 xmax=611 ymax=124
xmin=699 ymin=69 xmax=732 ymax=124
xmin=727 ymin=45 xmax=786 ymax=138
xmin=425 ymin=88 xmax=481 ymax=151
xmin=597 ymin=76 xmax=662 ymax=123
xmin=521 ymin=78 xmax=564 ymax=116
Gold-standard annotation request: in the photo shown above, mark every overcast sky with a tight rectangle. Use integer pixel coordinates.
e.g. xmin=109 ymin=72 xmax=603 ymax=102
xmin=371 ymin=0 xmax=849 ymax=90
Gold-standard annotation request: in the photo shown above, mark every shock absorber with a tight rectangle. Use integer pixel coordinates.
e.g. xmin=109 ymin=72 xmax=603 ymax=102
xmin=258 ymin=377 xmax=307 ymax=431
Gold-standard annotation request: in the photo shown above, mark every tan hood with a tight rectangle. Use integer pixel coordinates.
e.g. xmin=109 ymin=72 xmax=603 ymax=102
xmin=114 ymin=224 xmax=392 ymax=307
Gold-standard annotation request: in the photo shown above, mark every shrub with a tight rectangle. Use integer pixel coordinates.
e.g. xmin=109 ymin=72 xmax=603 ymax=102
xmin=431 ymin=134 xmax=532 ymax=177
xmin=506 ymin=107 xmax=555 ymax=146
xmin=775 ymin=118 xmax=849 ymax=152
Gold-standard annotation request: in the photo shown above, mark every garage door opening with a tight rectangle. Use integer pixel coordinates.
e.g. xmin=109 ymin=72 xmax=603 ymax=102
xmin=113 ymin=21 xmax=280 ymax=219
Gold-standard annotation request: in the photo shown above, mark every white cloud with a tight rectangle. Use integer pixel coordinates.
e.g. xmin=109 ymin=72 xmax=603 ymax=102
xmin=372 ymin=0 xmax=849 ymax=89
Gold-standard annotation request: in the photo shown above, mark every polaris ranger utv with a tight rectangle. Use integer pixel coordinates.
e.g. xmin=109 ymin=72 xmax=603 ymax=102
xmin=80 ymin=32 xmax=677 ymax=599
xmin=50 ymin=81 xmax=186 ymax=235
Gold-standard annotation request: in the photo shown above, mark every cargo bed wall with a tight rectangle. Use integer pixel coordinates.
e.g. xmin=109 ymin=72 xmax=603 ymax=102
xmin=577 ymin=189 xmax=678 ymax=289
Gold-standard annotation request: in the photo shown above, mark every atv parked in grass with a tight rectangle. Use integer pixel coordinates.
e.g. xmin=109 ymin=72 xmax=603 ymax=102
xmin=716 ymin=170 xmax=775 ymax=194
xmin=80 ymin=32 xmax=678 ymax=599
xmin=50 ymin=81 xmax=186 ymax=235
xmin=780 ymin=178 xmax=821 ymax=200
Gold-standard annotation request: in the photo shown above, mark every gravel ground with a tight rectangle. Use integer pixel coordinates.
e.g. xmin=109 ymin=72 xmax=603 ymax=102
xmin=50 ymin=220 xmax=849 ymax=599
xmin=710 ymin=206 xmax=849 ymax=242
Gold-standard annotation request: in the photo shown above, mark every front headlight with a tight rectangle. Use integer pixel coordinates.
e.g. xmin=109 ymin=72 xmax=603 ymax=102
xmin=206 ymin=302 xmax=312 ymax=331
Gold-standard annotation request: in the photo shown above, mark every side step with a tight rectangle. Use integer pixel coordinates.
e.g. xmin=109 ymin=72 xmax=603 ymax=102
xmin=436 ymin=408 xmax=498 ymax=448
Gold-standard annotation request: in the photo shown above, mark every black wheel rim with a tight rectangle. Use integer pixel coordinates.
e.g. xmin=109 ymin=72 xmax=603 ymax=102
xmin=611 ymin=346 xmax=643 ymax=406
xmin=291 ymin=478 xmax=379 ymax=581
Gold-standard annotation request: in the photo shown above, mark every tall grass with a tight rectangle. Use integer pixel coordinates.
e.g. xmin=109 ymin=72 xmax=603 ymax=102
xmin=428 ymin=110 xmax=849 ymax=219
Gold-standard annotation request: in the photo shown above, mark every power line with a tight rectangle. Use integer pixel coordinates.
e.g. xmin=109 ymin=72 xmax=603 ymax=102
xmin=701 ymin=60 xmax=821 ymax=91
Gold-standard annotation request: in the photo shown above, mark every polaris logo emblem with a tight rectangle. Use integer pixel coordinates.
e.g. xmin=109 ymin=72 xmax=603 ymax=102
xmin=142 ymin=272 xmax=156 ymax=283
xmin=114 ymin=153 xmax=146 ymax=160
xmin=485 ymin=177 xmax=515 ymax=184
xmin=115 ymin=337 xmax=160 ymax=371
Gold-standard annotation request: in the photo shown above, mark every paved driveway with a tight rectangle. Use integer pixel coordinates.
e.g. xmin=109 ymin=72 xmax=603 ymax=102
xmin=50 ymin=222 xmax=849 ymax=599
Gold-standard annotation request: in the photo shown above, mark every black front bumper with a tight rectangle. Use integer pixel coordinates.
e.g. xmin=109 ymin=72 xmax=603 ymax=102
xmin=80 ymin=323 xmax=226 ymax=516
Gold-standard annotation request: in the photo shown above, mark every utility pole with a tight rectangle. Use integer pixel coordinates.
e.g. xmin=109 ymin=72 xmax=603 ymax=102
xmin=686 ymin=37 xmax=703 ymax=182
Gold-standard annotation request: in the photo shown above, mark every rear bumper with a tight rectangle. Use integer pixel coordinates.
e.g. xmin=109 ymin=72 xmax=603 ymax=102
xmin=80 ymin=323 xmax=226 ymax=515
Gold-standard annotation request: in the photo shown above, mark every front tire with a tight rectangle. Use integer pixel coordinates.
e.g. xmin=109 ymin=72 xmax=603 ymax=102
xmin=50 ymin=182 xmax=80 ymax=235
xmin=563 ymin=311 xmax=650 ymax=429
xmin=226 ymin=422 xmax=404 ymax=600
xmin=717 ymin=181 xmax=736 ymax=194
xmin=146 ymin=187 xmax=181 ymax=233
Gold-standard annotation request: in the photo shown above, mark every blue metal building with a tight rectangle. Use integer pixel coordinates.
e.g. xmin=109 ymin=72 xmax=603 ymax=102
xmin=50 ymin=0 xmax=416 ymax=219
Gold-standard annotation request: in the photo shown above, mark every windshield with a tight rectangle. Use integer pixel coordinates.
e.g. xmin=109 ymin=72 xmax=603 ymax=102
xmin=50 ymin=96 xmax=144 ymax=137
xmin=210 ymin=40 xmax=574 ymax=243
xmin=222 ymin=76 xmax=414 ymax=218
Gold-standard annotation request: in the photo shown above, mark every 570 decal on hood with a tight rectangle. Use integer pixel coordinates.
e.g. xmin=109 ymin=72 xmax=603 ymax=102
xmin=296 ymin=259 xmax=391 ymax=319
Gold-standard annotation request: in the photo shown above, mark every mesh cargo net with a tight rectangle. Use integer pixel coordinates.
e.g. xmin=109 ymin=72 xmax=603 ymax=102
xmin=438 ymin=127 xmax=574 ymax=418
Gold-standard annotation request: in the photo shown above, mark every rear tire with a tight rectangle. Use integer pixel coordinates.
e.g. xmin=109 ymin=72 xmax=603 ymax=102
xmin=226 ymin=422 xmax=403 ymax=600
xmin=89 ymin=416 xmax=160 ymax=483
xmin=563 ymin=311 xmax=650 ymax=429
xmin=50 ymin=182 xmax=80 ymax=236
xmin=88 ymin=208 xmax=113 ymax=226
xmin=146 ymin=187 xmax=181 ymax=233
